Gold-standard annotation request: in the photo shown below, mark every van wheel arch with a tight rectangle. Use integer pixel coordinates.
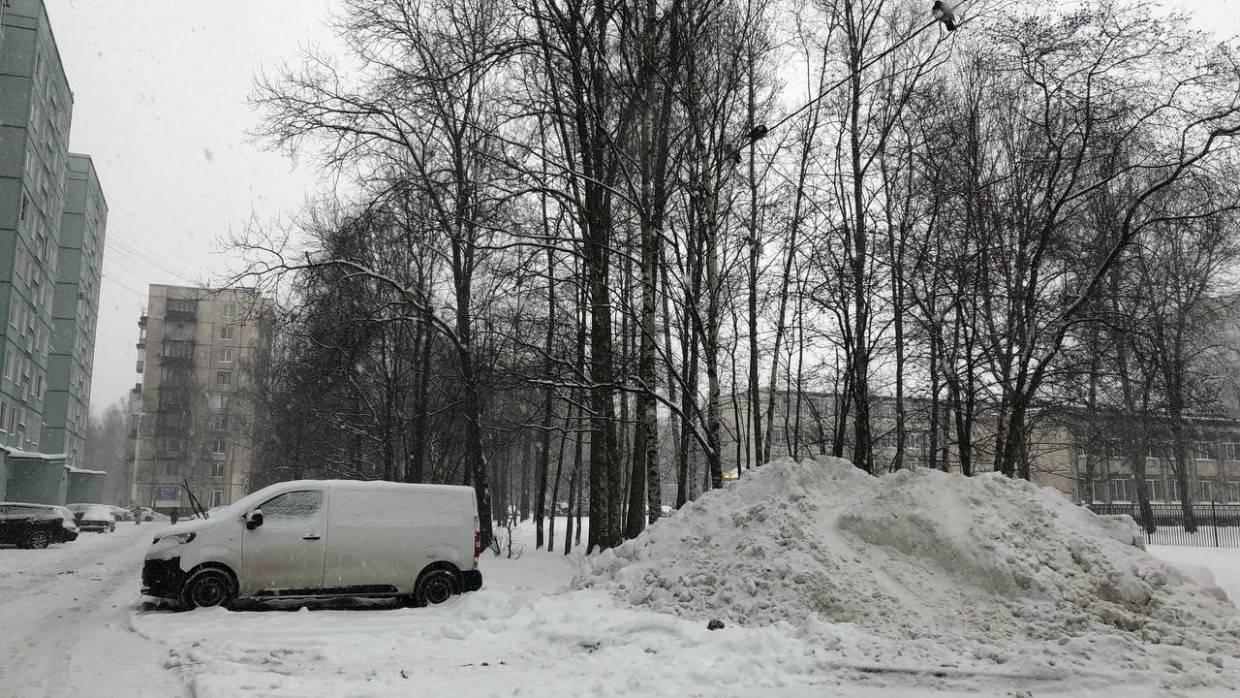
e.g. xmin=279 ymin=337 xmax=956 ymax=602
xmin=181 ymin=563 xmax=240 ymax=609
xmin=411 ymin=562 xmax=461 ymax=607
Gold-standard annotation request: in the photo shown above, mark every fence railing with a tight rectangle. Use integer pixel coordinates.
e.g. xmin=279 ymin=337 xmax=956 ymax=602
xmin=1087 ymin=502 xmax=1240 ymax=548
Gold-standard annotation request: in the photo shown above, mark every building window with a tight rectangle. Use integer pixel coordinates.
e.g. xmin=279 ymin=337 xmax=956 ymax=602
xmin=222 ymin=302 xmax=240 ymax=319
xmin=1199 ymin=480 xmax=1218 ymax=503
xmin=161 ymin=367 xmax=189 ymax=386
xmin=1087 ymin=477 xmax=1105 ymax=504
xmin=210 ymin=414 xmax=228 ymax=431
xmin=209 ymin=393 xmax=231 ymax=410
xmin=1107 ymin=477 xmax=1132 ymax=504
xmin=219 ymin=325 xmax=235 ymax=341
xmin=1224 ymin=443 xmax=1240 ymax=462
xmin=167 ymin=298 xmax=198 ymax=314
xmin=163 ymin=341 xmax=193 ymax=359
xmin=157 ymin=437 xmax=184 ymax=454
xmin=216 ymin=371 xmax=232 ymax=386
xmin=210 ymin=439 xmax=227 ymax=455
xmin=209 ymin=489 xmax=224 ymax=507
xmin=1146 ymin=478 xmax=1164 ymax=503
xmin=19 ymin=192 xmax=32 ymax=228
xmin=1228 ymin=480 xmax=1240 ymax=504
xmin=1192 ymin=441 xmax=1216 ymax=461
xmin=217 ymin=347 xmax=233 ymax=364
xmin=211 ymin=462 xmax=225 ymax=478
xmin=162 ymin=461 xmax=178 ymax=476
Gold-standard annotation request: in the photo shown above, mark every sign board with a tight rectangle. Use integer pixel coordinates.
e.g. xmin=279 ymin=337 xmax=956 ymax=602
xmin=155 ymin=485 xmax=179 ymax=507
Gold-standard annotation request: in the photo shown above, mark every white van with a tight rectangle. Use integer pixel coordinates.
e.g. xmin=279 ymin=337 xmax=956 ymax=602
xmin=141 ymin=480 xmax=483 ymax=608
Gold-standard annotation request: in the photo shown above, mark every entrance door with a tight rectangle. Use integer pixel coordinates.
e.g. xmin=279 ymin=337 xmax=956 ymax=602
xmin=241 ymin=489 xmax=327 ymax=595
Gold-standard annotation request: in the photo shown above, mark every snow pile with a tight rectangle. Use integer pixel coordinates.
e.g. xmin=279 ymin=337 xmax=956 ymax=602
xmin=576 ymin=458 xmax=1240 ymax=686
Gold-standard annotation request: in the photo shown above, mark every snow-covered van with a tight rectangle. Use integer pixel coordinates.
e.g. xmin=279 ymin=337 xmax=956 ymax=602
xmin=141 ymin=480 xmax=483 ymax=609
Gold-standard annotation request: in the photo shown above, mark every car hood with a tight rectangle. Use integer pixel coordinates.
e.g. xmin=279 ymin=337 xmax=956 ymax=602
xmin=156 ymin=518 xmax=219 ymax=538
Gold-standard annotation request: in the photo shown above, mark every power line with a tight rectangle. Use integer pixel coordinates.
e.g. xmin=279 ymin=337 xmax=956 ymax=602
xmin=727 ymin=2 xmax=977 ymax=160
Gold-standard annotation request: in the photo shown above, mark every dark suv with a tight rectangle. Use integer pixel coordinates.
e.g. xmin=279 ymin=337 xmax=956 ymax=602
xmin=0 ymin=503 xmax=77 ymax=548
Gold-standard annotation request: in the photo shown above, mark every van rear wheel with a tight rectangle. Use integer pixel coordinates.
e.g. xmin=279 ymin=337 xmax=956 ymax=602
xmin=182 ymin=568 xmax=237 ymax=609
xmin=413 ymin=568 xmax=459 ymax=607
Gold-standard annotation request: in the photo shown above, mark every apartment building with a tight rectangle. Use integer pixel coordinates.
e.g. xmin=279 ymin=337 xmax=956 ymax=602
xmin=0 ymin=0 xmax=73 ymax=454
xmin=128 ymin=285 xmax=272 ymax=511
xmin=0 ymin=0 xmax=109 ymax=504
xmin=43 ymin=154 xmax=105 ymax=464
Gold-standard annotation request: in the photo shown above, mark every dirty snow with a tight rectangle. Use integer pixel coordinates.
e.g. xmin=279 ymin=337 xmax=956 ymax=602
xmin=577 ymin=457 xmax=1240 ymax=692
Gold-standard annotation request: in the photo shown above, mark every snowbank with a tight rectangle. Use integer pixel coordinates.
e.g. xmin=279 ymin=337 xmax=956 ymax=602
xmin=576 ymin=458 xmax=1240 ymax=688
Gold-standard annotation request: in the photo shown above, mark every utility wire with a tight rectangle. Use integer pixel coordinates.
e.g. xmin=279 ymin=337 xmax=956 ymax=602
xmin=728 ymin=2 xmax=975 ymax=159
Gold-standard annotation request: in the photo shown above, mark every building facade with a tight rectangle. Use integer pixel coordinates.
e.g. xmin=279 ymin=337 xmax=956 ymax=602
xmin=43 ymin=154 xmax=105 ymax=464
xmin=727 ymin=391 xmax=1240 ymax=508
xmin=0 ymin=0 xmax=73 ymax=455
xmin=0 ymin=0 xmax=104 ymax=481
xmin=128 ymin=285 xmax=272 ymax=510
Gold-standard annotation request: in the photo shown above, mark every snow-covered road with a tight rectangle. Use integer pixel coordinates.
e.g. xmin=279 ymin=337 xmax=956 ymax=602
xmin=0 ymin=522 xmax=184 ymax=698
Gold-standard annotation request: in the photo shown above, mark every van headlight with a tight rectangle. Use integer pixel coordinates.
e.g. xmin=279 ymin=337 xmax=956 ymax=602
xmin=153 ymin=532 xmax=196 ymax=545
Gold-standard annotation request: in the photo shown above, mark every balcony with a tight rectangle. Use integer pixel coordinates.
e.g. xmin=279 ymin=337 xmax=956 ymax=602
xmin=155 ymin=415 xmax=191 ymax=434
xmin=135 ymin=360 xmax=144 ymax=373
xmin=165 ymin=309 xmax=197 ymax=323
xmin=157 ymin=385 xmax=193 ymax=409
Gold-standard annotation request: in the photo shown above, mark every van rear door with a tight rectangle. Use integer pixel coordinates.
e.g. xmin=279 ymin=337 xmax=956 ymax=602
xmin=241 ymin=488 xmax=328 ymax=595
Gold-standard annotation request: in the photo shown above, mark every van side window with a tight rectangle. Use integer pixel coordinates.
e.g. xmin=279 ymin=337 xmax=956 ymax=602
xmin=258 ymin=491 xmax=323 ymax=522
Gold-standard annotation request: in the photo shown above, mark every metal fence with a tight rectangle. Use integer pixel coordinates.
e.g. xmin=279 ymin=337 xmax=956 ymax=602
xmin=1088 ymin=502 xmax=1240 ymax=548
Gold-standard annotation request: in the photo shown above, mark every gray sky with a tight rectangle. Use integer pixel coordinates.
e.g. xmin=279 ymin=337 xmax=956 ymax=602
xmin=43 ymin=0 xmax=1240 ymax=413
xmin=47 ymin=0 xmax=338 ymax=411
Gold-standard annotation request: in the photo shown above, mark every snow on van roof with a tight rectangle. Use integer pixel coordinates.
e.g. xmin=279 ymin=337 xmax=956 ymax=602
xmin=260 ymin=479 xmax=475 ymax=494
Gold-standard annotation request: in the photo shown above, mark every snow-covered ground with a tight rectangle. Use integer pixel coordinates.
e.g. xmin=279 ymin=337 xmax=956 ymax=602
xmin=0 ymin=520 xmax=180 ymax=697
xmin=3 ymin=468 xmax=1240 ymax=698
xmin=1147 ymin=527 xmax=1238 ymax=547
xmin=1150 ymin=545 xmax=1240 ymax=606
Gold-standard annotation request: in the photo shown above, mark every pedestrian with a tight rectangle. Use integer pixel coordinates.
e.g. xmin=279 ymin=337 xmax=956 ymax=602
xmin=133 ymin=507 xmax=141 ymax=525
xmin=169 ymin=508 xmax=178 ymax=525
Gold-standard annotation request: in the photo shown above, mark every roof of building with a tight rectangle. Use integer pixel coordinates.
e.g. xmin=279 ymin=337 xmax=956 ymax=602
xmin=0 ymin=445 xmax=66 ymax=460
xmin=66 ymin=466 xmax=106 ymax=475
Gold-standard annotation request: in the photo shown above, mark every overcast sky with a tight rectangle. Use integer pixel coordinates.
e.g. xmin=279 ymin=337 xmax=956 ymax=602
xmin=42 ymin=0 xmax=1240 ymax=414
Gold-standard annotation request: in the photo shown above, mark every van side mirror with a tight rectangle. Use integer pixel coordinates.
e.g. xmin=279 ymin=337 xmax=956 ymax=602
xmin=245 ymin=510 xmax=264 ymax=530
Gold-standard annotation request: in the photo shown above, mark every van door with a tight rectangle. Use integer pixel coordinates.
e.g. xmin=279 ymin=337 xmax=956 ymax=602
xmin=241 ymin=489 xmax=327 ymax=595
xmin=322 ymin=487 xmax=415 ymax=592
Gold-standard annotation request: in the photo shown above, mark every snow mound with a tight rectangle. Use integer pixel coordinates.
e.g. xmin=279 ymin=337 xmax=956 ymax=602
xmin=576 ymin=458 xmax=1240 ymax=686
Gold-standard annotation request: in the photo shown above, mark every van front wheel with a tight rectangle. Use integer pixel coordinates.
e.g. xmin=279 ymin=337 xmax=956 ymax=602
xmin=182 ymin=568 xmax=237 ymax=609
xmin=413 ymin=568 xmax=459 ymax=607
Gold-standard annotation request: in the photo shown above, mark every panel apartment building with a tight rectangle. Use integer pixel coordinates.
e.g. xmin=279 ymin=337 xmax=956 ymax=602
xmin=0 ymin=0 xmax=106 ymax=475
xmin=129 ymin=285 xmax=272 ymax=511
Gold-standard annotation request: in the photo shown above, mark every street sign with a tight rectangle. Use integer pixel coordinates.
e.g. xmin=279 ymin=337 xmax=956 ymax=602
xmin=155 ymin=485 xmax=179 ymax=506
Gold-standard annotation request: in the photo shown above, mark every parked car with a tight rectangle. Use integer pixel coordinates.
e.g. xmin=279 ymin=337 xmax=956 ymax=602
xmin=51 ymin=506 xmax=80 ymax=542
xmin=67 ymin=504 xmax=117 ymax=532
xmin=0 ymin=503 xmax=78 ymax=548
xmin=142 ymin=480 xmax=483 ymax=609
xmin=134 ymin=506 xmax=156 ymax=521
xmin=108 ymin=505 xmax=134 ymax=522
